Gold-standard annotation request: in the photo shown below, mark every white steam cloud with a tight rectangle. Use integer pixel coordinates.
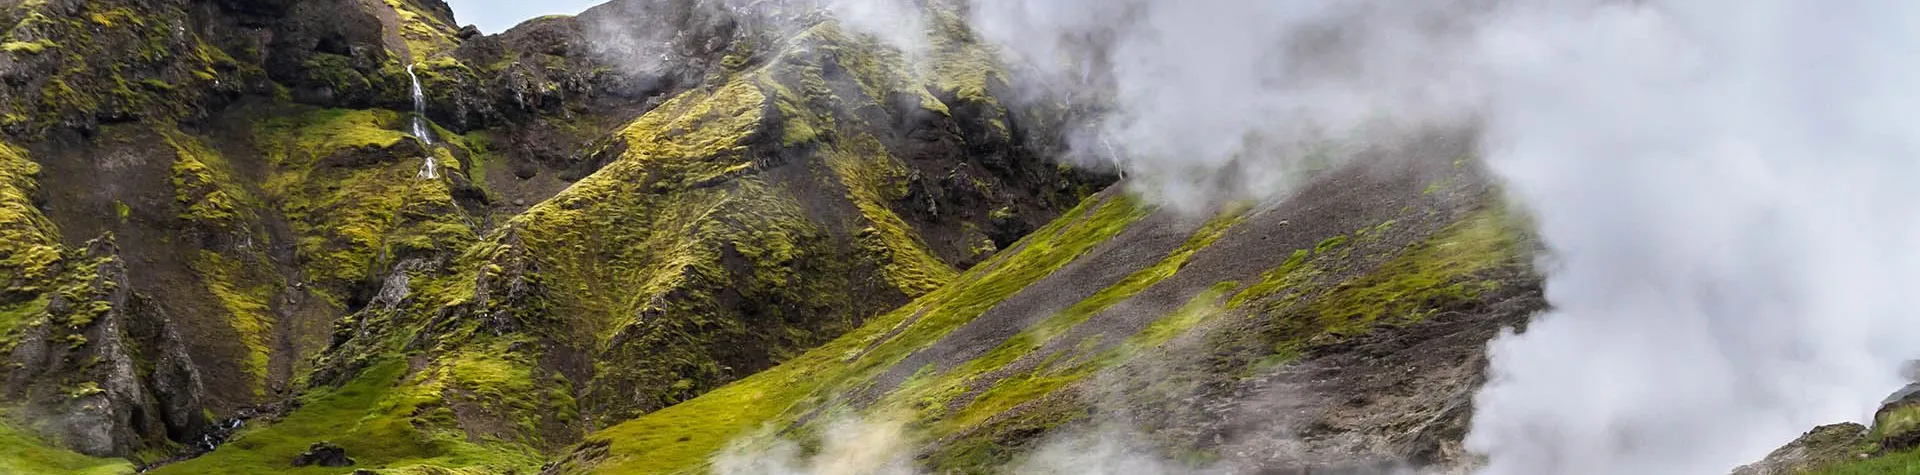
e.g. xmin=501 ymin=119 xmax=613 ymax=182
xmin=963 ymin=0 xmax=1920 ymax=472
xmin=634 ymin=0 xmax=1920 ymax=473
xmin=1465 ymin=1 xmax=1920 ymax=474
xmin=970 ymin=0 xmax=1484 ymax=210
xmin=713 ymin=416 xmax=919 ymax=475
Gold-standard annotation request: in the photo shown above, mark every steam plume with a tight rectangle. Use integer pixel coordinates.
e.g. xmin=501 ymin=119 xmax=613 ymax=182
xmin=712 ymin=416 xmax=920 ymax=475
xmin=969 ymin=0 xmax=1484 ymax=210
xmin=1466 ymin=1 xmax=1920 ymax=473
xmin=616 ymin=0 xmax=1920 ymax=472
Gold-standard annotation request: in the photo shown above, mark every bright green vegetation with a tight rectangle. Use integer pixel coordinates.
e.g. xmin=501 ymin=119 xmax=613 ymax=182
xmin=1 ymin=39 xmax=54 ymax=54
xmin=1811 ymin=404 xmax=1920 ymax=474
xmin=188 ymin=251 xmax=276 ymax=393
xmin=568 ymin=194 xmax=1146 ymax=475
xmin=254 ymin=107 xmax=474 ymax=305
xmin=164 ymin=129 xmax=257 ymax=229
xmin=1300 ymin=208 xmax=1517 ymax=336
xmin=0 ymin=142 xmax=62 ymax=303
xmin=886 ymin=209 xmax=1247 ymax=434
xmin=1876 ymin=405 xmax=1920 ymax=443
xmin=151 ymin=359 xmax=540 ymax=475
xmin=0 ymin=1 xmax=254 ymax=134
xmin=382 ymin=0 xmax=461 ymax=60
xmin=1811 ymin=449 xmax=1920 ymax=475
xmin=1236 ymin=206 xmax=1522 ymax=361
xmin=0 ymin=415 xmax=134 ymax=475
xmin=764 ymin=23 xmax=963 ymax=295
xmin=159 ymin=127 xmax=284 ymax=392
xmin=1127 ymin=280 xmax=1242 ymax=349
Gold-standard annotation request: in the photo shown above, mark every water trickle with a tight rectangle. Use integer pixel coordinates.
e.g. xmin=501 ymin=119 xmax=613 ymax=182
xmin=406 ymin=64 xmax=438 ymax=179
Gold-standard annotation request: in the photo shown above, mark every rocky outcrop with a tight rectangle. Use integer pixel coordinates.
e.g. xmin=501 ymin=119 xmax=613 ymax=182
xmin=290 ymin=441 xmax=353 ymax=467
xmin=1732 ymin=423 xmax=1870 ymax=475
xmin=1 ymin=237 xmax=207 ymax=457
xmin=1736 ymin=382 xmax=1920 ymax=474
xmin=1874 ymin=383 xmax=1920 ymax=452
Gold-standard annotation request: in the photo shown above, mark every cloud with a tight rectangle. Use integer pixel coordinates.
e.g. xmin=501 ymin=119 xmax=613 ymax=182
xmin=1466 ymin=1 xmax=1920 ymax=473
xmin=712 ymin=415 xmax=920 ymax=475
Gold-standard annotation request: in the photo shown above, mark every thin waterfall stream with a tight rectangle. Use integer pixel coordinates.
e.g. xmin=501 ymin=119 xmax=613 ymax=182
xmin=407 ymin=64 xmax=438 ymax=179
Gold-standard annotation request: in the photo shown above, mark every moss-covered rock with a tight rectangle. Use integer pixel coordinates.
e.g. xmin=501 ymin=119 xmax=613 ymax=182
xmin=2 ymin=0 xmax=1101 ymax=470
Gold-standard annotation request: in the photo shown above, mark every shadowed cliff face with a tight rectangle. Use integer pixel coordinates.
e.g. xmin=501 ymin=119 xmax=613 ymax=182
xmin=0 ymin=0 xmax=1101 ymax=470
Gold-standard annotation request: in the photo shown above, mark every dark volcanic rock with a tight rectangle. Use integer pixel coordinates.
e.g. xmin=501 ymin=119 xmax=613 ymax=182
xmin=291 ymin=441 xmax=354 ymax=467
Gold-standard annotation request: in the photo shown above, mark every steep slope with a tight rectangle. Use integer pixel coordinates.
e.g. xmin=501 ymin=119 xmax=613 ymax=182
xmin=548 ymin=132 xmax=1545 ymax=474
xmin=0 ymin=0 xmax=1098 ymax=472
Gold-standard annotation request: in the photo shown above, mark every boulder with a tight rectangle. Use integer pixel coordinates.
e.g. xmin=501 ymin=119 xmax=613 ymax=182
xmin=1875 ymin=382 xmax=1920 ymax=451
xmin=291 ymin=441 xmax=354 ymax=467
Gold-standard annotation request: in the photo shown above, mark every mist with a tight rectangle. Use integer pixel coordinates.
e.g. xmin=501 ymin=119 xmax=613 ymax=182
xmin=969 ymin=0 xmax=1484 ymax=211
xmin=965 ymin=0 xmax=1920 ymax=471
xmin=1465 ymin=1 xmax=1920 ymax=474
xmin=712 ymin=416 xmax=920 ymax=475
xmin=649 ymin=0 xmax=1920 ymax=472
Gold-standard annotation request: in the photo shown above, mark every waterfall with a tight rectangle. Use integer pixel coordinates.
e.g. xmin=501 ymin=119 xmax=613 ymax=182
xmin=406 ymin=64 xmax=438 ymax=180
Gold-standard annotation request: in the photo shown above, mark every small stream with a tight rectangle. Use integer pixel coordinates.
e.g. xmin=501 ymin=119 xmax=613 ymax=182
xmin=134 ymin=410 xmax=258 ymax=473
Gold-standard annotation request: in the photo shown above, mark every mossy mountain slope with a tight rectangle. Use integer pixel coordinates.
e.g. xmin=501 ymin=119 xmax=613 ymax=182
xmin=549 ymin=132 xmax=1546 ymax=475
xmin=0 ymin=0 xmax=1097 ymax=472
xmin=3 ymin=0 xmax=1550 ymax=473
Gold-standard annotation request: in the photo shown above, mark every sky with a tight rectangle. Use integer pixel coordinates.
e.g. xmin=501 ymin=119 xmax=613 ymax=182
xmin=442 ymin=0 xmax=605 ymax=34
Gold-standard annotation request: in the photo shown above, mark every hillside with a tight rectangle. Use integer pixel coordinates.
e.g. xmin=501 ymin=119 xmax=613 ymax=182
xmin=0 ymin=0 xmax=1562 ymax=474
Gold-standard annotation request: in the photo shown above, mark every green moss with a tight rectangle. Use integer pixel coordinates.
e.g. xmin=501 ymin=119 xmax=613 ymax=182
xmin=1301 ymin=208 xmax=1517 ymax=335
xmin=151 ymin=359 xmax=539 ymax=475
xmin=163 ymin=129 xmax=255 ymax=228
xmin=1314 ymin=235 xmax=1349 ymax=254
xmin=0 ymin=1 xmax=246 ymax=133
xmin=189 ymin=251 xmax=276 ymax=394
xmin=827 ymin=136 xmax=959 ymax=296
xmin=1127 ymin=281 xmax=1240 ymax=348
xmin=1877 ymin=405 xmax=1920 ymax=444
xmin=905 ymin=209 xmax=1242 ymax=433
xmin=1228 ymin=249 xmax=1312 ymax=309
xmin=0 ymin=413 xmax=134 ymax=475
xmin=571 ymin=194 xmax=1145 ymax=475
xmin=754 ymin=27 xmax=962 ymax=297
xmin=302 ymin=53 xmax=374 ymax=96
xmin=253 ymin=107 xmax=472 ymax=303
xmin=1 ymin=39 xmax=55 ymax=54
xmin=381 ymin=0 xmax=461 ymax=60
xmin=0 ymin=142 xmax=62 ymax=301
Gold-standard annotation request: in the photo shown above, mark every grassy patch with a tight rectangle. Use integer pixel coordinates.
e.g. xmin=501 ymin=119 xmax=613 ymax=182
xmin=149 ymin=359 xmax=539 ymax=475
xmin=1810 ymin=449 xmax=1920 ymax=475
xmin=0 ymin=414 xmax=133 ymax=475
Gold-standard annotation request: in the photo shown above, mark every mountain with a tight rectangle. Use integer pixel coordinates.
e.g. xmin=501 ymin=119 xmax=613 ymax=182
xmin=0 ymin=0 xmax=1548 ymax=474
